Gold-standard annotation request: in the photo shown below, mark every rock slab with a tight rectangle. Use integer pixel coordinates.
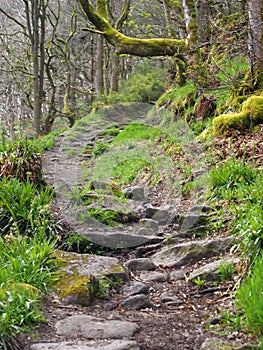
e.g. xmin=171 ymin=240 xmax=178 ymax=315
xmin=31 ymin=340 xmax=140 ymax=350
xmin=56 ymin=315 xmax=140 ymax=339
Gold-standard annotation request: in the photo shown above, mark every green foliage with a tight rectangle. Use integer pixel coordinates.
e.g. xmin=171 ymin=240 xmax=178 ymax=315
xmin=208 ymin=159 xmax=257 ymax=200
xmin=207 ymin=158 xmax=262 ymax=259
xmin=236 ymin=254 xmax=263 ymax=334
xmin=193 ymin=277 xmax=206 ymax=287
xmin=78 ymin=208 xmax=123 ymax=226
xmin=0 ymin=234 xmax=57 ymax=347
xmin=0 ymin=177 xmax=54 ymax=237
xmin=107 ymin=62 xmax=167 ymax=103
xmin=101 ymin=127 xmax=120 ymax=136
xmin=216 ymin=56 xmax=248 ymax=86
xmin=0 ymin=285 xmax=44 ymax=349
xmin=157 ymin=83 xmax=196 ymax=107
xmin=0 ymin=139 xmax=43 ymax=185
xmin=219 ymin=262 xmax=235 ymax=282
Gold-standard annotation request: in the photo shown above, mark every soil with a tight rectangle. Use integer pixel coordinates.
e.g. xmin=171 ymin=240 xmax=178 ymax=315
xmin=17 ymin=118 xmax=263 ymax=350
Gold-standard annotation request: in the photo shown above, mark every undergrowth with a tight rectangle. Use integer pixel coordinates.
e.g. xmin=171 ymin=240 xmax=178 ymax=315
xmin=206 ymin=157 xmax=263 ymax=339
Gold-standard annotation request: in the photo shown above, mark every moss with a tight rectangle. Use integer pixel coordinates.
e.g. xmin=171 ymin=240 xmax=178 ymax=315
xmin=55 ymin=274 xmax=99 ymax=306
xmin=213 ymin=96 xmax=263 ymax=133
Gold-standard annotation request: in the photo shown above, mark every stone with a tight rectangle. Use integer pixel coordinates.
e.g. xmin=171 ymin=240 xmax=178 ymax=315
xmin=189 ymin=257 xmax=240 ymax=282
xmin=150 ymin=237 xmax=234 ymax=268
xmin=200 ymin=338 xmax=241 ymax=350
xmin=140 ymin=271 xmax=167 ymax=283
xmin=139 ymin=219 xmax=159 ymax=233
xmin=123 ymin=282 xmax=149 ymax=296
xmin=83 ymin=232 xmax=162 ymax=249
xmin=145 ymin=205 xmax=171 ymax=225
xmin=189 ymin=205 xmax=213 ymax=213
xmin=56 ymin=315 xmax=140 ymax=339
xmin=31 ymin=340 xmax=140 ymax=350
xmin=121 ymin=294 xmax=152 ymax=310
xmin=169 ymin=270 xmax=186 ymax=282
xmin=126 ymin=258 xmax=156 ymax=271
xmin=137 ymin=227 xmax=155 ymax=236
xmin=179 ymin=213 xmax=210 ymax=233
xmin=160 ymin=292 xmax=182 ymax=304
xmin=124 ymin=186 xmax=145 ymax=201
xmin=53 ymin=251 xmax=128 ymax=306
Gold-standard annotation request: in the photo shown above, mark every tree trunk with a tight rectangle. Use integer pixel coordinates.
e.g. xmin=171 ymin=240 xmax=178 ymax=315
xmin=248 ymin=0 xmax=263 ymax=86
xmin=163 ymin=0 xmax=176 ymax=37
xmin=32 ymin=0 xmax=41 ymax=136
xmin=110 ymin=51 xmax=119 ymax=92
xmin=181 ymin=0 xmax=208 ymax=88
xmin=196 ymin=0 xmax=209 ymax=43
xmin=95 ymin=34 xmax=104 ymax=95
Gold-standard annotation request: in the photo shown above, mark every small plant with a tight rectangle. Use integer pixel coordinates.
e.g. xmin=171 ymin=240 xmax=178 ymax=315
xmin=219 ymin=262 xmax=235 ymax=282
xmin=219 ymin=310 xmax=242 ymax=332
xmin=193 ymin=276 xmax=206 ymax=288
xmin=77 ymin=208 xmax=123 ymax=226
xmin=92 ymin=142 xmax=110 ymax=157
xmin=98 ymin=278 xmax=111 ymax=297
xmin=66 ymin=186 xmax=83 ymax=206
xmin=63 ymin=233 xmax=86 ymax=252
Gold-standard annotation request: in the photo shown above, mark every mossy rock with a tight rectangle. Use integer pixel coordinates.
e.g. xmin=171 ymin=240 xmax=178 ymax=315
xmin=53 ymin=251 xmax=128 ymax=306
xmin=213 ymin=96 xmax=263 ymax=133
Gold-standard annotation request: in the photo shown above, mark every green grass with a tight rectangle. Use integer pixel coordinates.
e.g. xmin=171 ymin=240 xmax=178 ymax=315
xmin=236 ymin=254 xmax=263 ymax=334
xmin=112 ymin=121 xmax=163 ymax=143
xmin=157 ymin=83 xmax=196 ymax=107
xmin=112 ymin=158 xmax=150 ymax=185
xmin=0 ymin=234 xmax=58 ymax=348
xmin=0 ymin=177 xmax=54 ymax=237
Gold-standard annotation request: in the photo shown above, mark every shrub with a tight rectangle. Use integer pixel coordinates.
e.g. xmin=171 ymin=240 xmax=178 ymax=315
xmin=107 ymin=62 xmax=167 ymax=103
xmin=0 ymin=139 xmax=43 ymax=185
xmin=0 ymin=177 xmax=54 ymax=237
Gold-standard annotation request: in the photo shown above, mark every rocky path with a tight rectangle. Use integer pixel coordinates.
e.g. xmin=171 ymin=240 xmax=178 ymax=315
xmin=21 ymin=105 xmax=252 ymax=350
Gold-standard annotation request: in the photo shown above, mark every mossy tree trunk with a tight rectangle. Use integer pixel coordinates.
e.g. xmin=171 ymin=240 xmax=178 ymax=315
xmin=181 ymin=0 xmax=209 ymax=89
xmin=77 ymin=0 xmax=209 ymax=89
xmin=77 ymin=0 xmax=187 ymax=57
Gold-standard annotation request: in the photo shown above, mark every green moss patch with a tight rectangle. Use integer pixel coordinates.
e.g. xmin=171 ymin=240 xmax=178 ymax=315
xmin=213 ymin=96 xmax=263 ymax=133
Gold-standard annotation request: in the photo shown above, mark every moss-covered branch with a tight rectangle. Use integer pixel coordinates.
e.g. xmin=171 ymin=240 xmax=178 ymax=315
xmin=78 ymin=0 xmax=187 ymax=57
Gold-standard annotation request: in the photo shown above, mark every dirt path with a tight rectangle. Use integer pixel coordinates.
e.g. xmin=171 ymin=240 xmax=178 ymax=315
xmin=19 ymin=105 xmax=253 ymax=350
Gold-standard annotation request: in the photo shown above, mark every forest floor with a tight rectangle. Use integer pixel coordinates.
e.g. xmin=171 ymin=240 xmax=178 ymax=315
xmin=17 ymin=107 xmax=263 ymax=350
